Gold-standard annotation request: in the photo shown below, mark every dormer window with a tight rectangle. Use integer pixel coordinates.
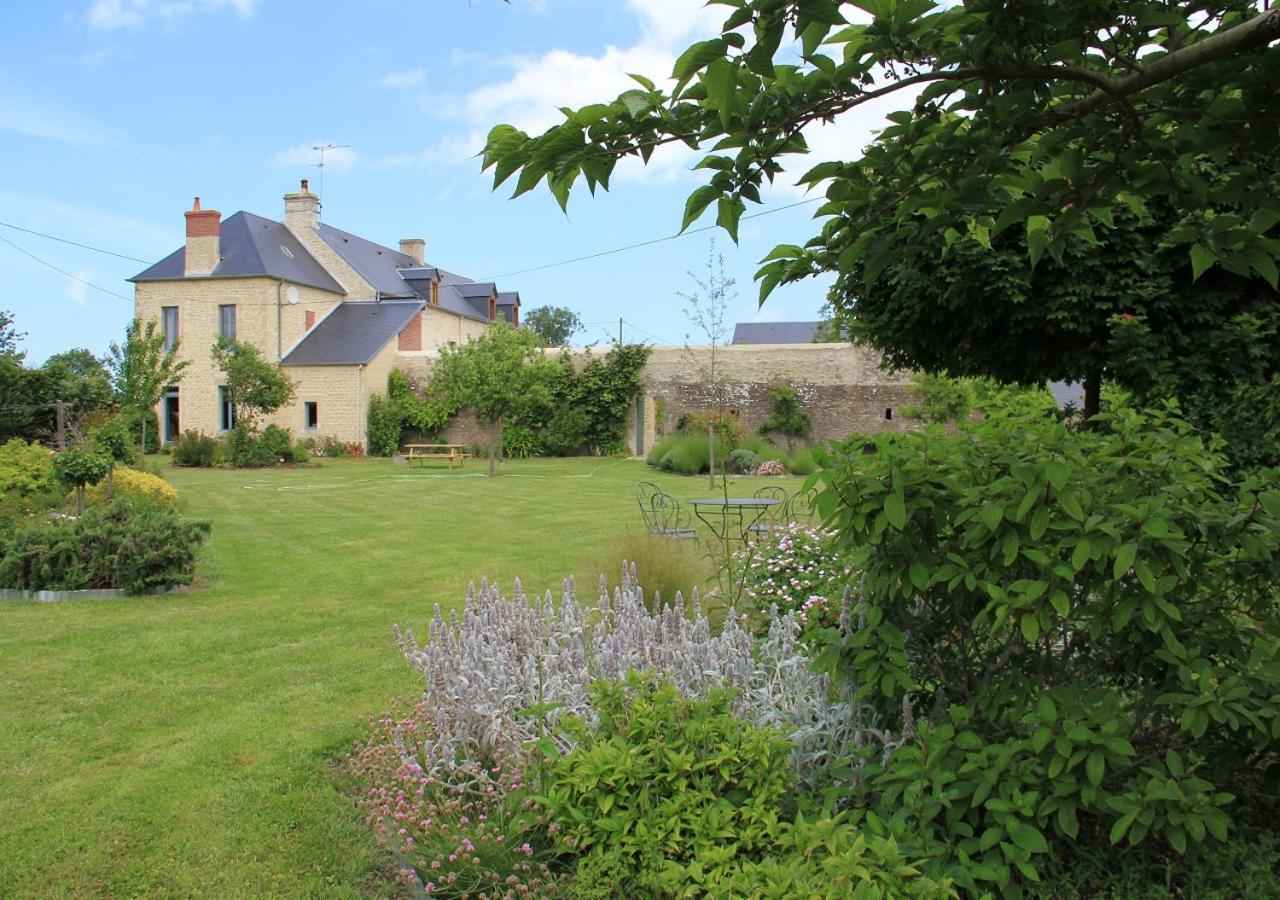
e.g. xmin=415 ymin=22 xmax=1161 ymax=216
xmin=430 ymin=282 xmax=439 ymax=306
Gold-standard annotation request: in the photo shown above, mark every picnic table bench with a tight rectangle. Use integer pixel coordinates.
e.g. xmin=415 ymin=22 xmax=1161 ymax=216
xmin=403 ymin=443 xmax=471 ymax=469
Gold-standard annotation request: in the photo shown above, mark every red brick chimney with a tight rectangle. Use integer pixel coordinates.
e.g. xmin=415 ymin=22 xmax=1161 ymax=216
xmin=184 ymin=196 xmax=221 ymax=276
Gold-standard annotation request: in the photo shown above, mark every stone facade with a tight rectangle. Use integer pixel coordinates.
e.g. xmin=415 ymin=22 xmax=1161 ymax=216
xmin=133 ymin=188 xmax=498 ymax=449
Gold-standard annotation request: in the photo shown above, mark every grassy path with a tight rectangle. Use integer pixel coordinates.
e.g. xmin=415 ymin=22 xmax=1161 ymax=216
xmin=0 ymin=457 xmax=799 ymax=897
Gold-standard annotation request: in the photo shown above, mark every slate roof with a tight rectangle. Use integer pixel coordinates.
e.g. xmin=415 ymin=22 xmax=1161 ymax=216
xmin=731 ymin=321 xmax=822 ymax=344
xmin=281 ymin=301 xmax=425 ymax=366
xmin=496 ymin=291 xmax=520 ymax=324
xmin=129 ymin=211 xmax=344 ymax=294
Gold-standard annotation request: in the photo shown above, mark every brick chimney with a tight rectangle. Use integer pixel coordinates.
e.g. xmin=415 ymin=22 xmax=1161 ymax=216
xmin=399 ymin=238 xmax=425 ymax=266
xmin=184 ymin=196 xmax=221 ymax=276
xmin=284 ymin=178 xmax=319 ymax=231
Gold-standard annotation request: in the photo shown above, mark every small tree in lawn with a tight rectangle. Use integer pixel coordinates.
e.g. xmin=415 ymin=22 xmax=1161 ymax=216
xmin=433 ymin=323 xmax=556 ymax=477
xmin=106 ymin=318 xmax=188 ymax=460
xmin=523 ymin=305 xmax=583 ymax=348
xmin=211 ymin=338 xmax=296 ymax=430
xmin=680 ymin=241 xmax=736 ymax=489
xmin=53 ymin=446 xmax=111 ymax=516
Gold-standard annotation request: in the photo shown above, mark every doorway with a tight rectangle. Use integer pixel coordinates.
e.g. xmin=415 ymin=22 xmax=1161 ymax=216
xmin=164 ymin=390 xmax=180 ymax=444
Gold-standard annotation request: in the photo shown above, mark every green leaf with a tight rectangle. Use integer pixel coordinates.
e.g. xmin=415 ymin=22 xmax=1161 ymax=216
xmin=1030 ymin=506 xmax=1051 ymax=540
xmin=1190 ymin=243 xmax=1217 ymax=281
xmin=1071 ymin=538 xmax=1091 ymax=572
xmin=701 ymin=59 xmax=738 ymax=127
xmin=980 ymin=503 xmax=1003 ymax=532
xmin=1059 ymin=490 xmax=1084 ymax=521
xmin=1057 ymin=802 xmax=1079 ymax=839
xmin=908 ymin=562 xmax=929 ymax=591
xmin=1086 ymin=750 xmax=1105 ymax=786
xmin=672 ymin=38 xmax=728 ymax=83
xmin=1021 ymin=612 xmax=1040 ymax=643
xmin=1010 ymin=822 xmax=1048 ymax=854
xmin=1110 ymin=811 xmax=1137 ymax=845
xmin=884 ymin=493 xmax=906 ymax=530
xmin=716 ymin=196 xmax=744 ymax=243
xmin=1036 ymin=695 xmax=1057 ymax=724
xmin=681 ymin=185 xmax=720 ymax=232
xmin=1113 ymin=543 xmax=1137 ymax=578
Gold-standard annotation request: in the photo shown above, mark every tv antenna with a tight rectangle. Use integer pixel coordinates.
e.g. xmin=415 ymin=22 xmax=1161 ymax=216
xmin=310 ymin=143 xmax=350 ymax=220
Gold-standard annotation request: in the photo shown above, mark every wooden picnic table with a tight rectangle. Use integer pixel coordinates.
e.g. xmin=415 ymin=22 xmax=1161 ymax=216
xmin=403 ymin=443 xmax=470 ymax=469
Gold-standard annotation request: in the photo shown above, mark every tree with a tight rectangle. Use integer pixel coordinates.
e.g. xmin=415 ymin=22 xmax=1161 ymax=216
xmin=679 ymin=242 xmax=736 ymax=488
xmin=42 ymin=349 xmax=115 ymax=436
xmin=433 ymin=323 xmax=558 ymax=476
xmin=0 ymin=309 xmax=21 ymax=356
xmin=52 ymin=446 xmax=111 ymax=516
xmin=211 ymin=338 xmax=296 ymax=429
xmin=480 ymin=1 xmax=1279 ymax=414
xmin=106 ymin=318 xmax=188 ymax=460
xmin=523 ymin=305 xmax=583 ymax=347
xmin=759 ymin=384 xmax=811 ymax=450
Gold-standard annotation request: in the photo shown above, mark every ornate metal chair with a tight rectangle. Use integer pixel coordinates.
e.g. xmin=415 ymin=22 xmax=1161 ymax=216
xmin=636 ymin=481 xmax=661 ymax=530
xmin=648 ymin=491 xmax=698 ymax=543
xmin=748 ymin=485 xmax=792 ymax=537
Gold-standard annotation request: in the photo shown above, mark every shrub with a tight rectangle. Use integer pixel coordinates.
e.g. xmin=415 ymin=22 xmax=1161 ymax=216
xmin=51 ymin=446 xmax=112 ymax=515
xmin=120 ymin=407 xmax=161 ymax=455
xmin=787 ymin=447 xmax=817 ymax=476
xmin=0 ymin=501 xmax=209 ymax=594
xmin=502 ymin=422 xmax=538 ymax=459
xmin=0 ymin=439 xmax=59 ymax=524
xmin=759 ymin=384 xmax=811 ymax=448
xmin=540 ymin=406 xmax=591 ymax=456
xmin=85 ymin=467 xmax=178 ymax=510
xmin=350 ymin=700 xmax=560 ymax=899
xmin=646 ymin=432 xmax=730 ymax=475
xmin=740 ymin=522 xmax=852 ymax=628
xmin=225 ymin=424 xmax=305 ymax=467
xmin=172 ymin=430 xmax=221 ymax=467
xmin=751 ymin=459 xmax=787 ymax=477
xmin=808 ymin=401 xmax=1280 ymax=893
xmin=587 ymin=529 xmax=711 ymax=609
xmin=542 ymin=676 xmax=794 ymax=896
xmin=725 ymin=448 xmax=761 ymax=474
xmin=676 ymin=409 xmax=746 ymax=444
xmin=391 ymin=566 xmax=880 ymax=791
xmin=366 ymin=392 xmax=402 ymax=457
xmin=89 ymin=416 xmax=137 ymax=467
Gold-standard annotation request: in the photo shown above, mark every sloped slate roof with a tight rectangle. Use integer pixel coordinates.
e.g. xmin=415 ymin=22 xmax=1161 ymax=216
xmin=731 ymin=321 xmax=821 ymax=344
xmin=129 ymin=211 xmax=344 ymax=293
xmin=281 ymin=301 xmax=424 ymax=366
xmin=1048 ymin=381 xmax=1085 ymax=409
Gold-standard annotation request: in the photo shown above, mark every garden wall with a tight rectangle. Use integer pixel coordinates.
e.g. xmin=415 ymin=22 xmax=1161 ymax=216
xmin=424 ymin=342 xmax=915 ymax=455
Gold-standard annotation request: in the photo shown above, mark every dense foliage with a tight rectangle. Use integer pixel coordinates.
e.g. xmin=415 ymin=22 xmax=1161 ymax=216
xmin=522 ymin=305 xmax=583 ymax=348
xmin=0 ymin=439 xmax=59 ymax=526
xmin=211 ymin=338 xmax=296 ymax=428
xmin=0 ymin=501 xmax=209 ymax=594
xmin=51 ymin=446 xmax=112 ymax=515
xmin=106 ymin=318 xmax=188 ymax=459
xmin=226 ymin=423 xmax=307 ymax=468
xmin=84 ymin=467 xmax=179 ymax=511
xmin=903 ymin=373 xmax=973 ymax=425
xmin=805 ymin=401 xmax=1280 ymax=893
xmin=171 ymin=430 xmax=223 ymax=467
xmin=759 ymin=385 xmax=811 ymax=447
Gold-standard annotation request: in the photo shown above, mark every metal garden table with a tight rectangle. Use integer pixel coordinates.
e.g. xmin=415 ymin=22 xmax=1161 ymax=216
xmin=688 ymin=498 xmax=779 ymax=542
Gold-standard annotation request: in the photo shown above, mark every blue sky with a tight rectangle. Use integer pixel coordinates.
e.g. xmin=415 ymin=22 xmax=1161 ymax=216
xmin=1 ymin=0 xmax=899 ymax=364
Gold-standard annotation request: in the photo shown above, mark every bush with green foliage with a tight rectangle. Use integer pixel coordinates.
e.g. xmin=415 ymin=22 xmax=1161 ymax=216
xmin=903 ymin=373 xmax=973 ymax=425
xmin=88 ymin=415 xmax=137 ymax=467
xmin=542 ymin=676 xmax=794 ymax=897
xmin=807 ymin=401 xmax=1280 ymax=894
xmin=51 ymin=446 xmax=112 ymax=514
xmin=759 ymin=385 xmax=811 ymax=448
xmin=171 ymin=430 xmax=222 ymax=467
xmin=0 ymin=439 xmax=59 ymax=525
xmin=676 ymin=409 xmax=746 ymax=444
xmin=365 ymin=393 xmax=402 ymax=457
xmin=501 ymin=422 xmax=539 ymax=458
xmin=646 ymin=432 xmax=729 ymax=475
xmin=0 ymin=500 xmax=209 ymax=593
xmin=226 ymin=423 xmax=306 ymax=467
xmin=787 ymin=447 xmax=817 ymax=477
xmin=726 ymin=448 xmax=762 ymax=474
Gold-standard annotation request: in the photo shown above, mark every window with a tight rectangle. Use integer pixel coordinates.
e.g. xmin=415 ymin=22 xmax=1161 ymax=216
xmin=305 ymin=402 xmax=318 ymax=431
xmin=885 ymin=407 xmax=893 ymax=421
xmin=219 ymin=387 xmax=235 ymax=432
xmin=161 ymin=306 xmax=178 ymax=351
xmin=219 ymin=304 xmax=237 ymax=340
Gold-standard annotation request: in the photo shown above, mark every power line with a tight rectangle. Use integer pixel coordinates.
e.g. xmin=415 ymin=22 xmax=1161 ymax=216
xmin=480 ymin=197 xmax=823 ymax=281
xmin=0 ymin=233 xmax=134 ymax=303
xmin=0 ymin=220 xmax=151 ymax=264
xmin=621 ymin=319 xmax=678 ymax=345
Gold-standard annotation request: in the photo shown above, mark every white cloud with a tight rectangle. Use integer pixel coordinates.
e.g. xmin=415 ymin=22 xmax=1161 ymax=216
xmin=86 ymin=0 xmax=259 ymax=31
xmin=0 ymin=89 xmax=121 ymax=145
xmin=271 ymin=142 xmax=358 ymax=172
xmin=378 ymin=68 xmax=425 ymax=89
xmin=67 ymin=268 xmax=95 ymax=306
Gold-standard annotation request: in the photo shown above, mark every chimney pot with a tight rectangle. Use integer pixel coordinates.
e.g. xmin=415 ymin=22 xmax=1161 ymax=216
xmin=192 ymin=196 xmax=201 ymax=211
xmin=184 ymin=195 xmax=221 ymax=276
xmin=300 ymin=178 xmax=309 ymax=192
xmin=284 ymin=181 xmax=321 ymax=231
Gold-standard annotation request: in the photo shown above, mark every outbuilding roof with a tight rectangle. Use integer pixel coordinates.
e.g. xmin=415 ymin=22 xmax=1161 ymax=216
xmin=281 ymin=300 xmax=425 ymax=366
xmin=731 ymin=321 xmax=822 ymax=344
xmin=129 ymin=211 xmax=345 ymax=294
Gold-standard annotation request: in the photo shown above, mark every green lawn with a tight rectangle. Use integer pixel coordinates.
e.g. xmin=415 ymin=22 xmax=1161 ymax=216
xmin=0 ymin=456 xmax=802 ymax=897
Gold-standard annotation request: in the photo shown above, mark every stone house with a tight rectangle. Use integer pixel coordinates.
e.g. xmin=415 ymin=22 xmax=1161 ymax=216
xmin=130 ymin=181 xmax=520 ymax=449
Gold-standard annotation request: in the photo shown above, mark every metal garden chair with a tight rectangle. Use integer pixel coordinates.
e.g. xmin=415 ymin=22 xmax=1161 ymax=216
xmin=648 ymin=491 xmax=698 ymax=543
xmin=748 ymin=485 xmax=792 ymax=537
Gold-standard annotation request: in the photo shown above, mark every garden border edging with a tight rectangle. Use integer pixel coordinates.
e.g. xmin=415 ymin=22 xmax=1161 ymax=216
xmin=0 ymin=586 xmax=188 ymax=603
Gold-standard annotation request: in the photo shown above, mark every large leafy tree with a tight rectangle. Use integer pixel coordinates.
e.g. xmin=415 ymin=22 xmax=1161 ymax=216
xmin=106 ymin=318 xmax=189 ymax=459
xmin=42 ymin=349 xmax=115 ymax=434
xmin=523 ymin=305 xmax=584 ymax=347
xmin=433 ymin=323 xmax=558 ymax=476
xmin=0 ymin=310 xmax=51 ymax=443
xmin=480 ymin=0 xmax=1280 ymax=409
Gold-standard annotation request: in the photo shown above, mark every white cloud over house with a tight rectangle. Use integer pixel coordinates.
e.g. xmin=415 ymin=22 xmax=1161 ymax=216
xmin=85 ymin=0 xmax=259 ymax=31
